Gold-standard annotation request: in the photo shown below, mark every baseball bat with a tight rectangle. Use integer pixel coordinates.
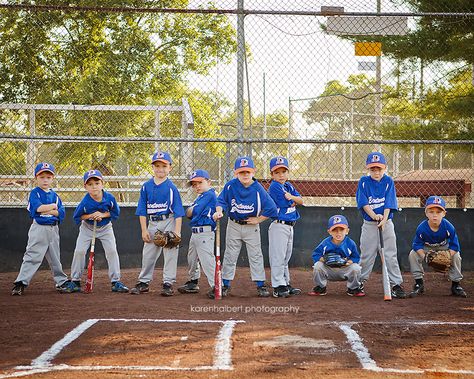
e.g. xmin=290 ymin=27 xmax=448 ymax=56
xmin=378 ymin=226 xmax=392 ymax=301
xmin=84 ymin=220 xmax=97 ymax=294
xmin=214 ymin=219 xmax=222 ymax=300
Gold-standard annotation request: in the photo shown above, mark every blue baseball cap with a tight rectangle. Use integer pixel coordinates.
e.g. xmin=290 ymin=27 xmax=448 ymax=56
xmin=366 ymin=152 xmax=387 ymax=168
xmin=234 ymin=156 xmax=255 ymax=173
xmin=328 ymin=215 xmax=349 ymax=231
xmin=425 ymin=196 xmax=446 ymax=211
xmin=34 ymin=162 xmax=55 ymax=176
xmin=151 ymin=151 xmax=172 ymax=165
xmin=270 ymin=156 xmax=289 ymax=172
xmin=83 ymin=169 xmax=103 ymax=183
xmin=187 ymin=169 xmax=210 ymax=186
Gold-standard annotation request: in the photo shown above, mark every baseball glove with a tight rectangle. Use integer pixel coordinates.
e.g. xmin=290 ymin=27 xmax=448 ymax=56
xmin=164 ymin=231 xmax=181 ymax=249
xmin=425 ymin=250 xmax=451 ymax=273
xmin=153 ymin=230 xmax=168 ymax=247
xmin=323 ymin=252 xmax=347 ymax=268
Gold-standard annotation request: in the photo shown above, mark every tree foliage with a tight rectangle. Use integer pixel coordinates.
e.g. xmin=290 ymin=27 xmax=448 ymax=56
xmin=0 ymin=1 xmax=237 ymax=177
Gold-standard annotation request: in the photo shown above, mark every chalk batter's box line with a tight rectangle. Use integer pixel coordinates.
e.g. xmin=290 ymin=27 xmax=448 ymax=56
xmin=334 ymin=320 xmax=474 ymax=375
xmin=2 ymin=318 xmax=245 ymax=379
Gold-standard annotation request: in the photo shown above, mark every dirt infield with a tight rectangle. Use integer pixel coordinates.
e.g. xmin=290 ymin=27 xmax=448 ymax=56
xmin=1 ymin=268 xmax=473 ymax=378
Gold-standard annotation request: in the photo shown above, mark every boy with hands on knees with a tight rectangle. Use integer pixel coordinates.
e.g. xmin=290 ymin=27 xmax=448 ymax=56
xmin=408 ymin=196 xmax=467 ymax=298
xmin=310 ymin=215 xmax=364 ymax=297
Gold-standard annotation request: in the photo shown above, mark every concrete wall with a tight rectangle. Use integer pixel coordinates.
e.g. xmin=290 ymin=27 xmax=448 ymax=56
xmin=1 ymin=207 xmax=473 ymax=273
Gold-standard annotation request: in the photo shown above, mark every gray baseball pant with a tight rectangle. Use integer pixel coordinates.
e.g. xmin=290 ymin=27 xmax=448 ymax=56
xmin=222 ymin=220 xmax=266 ymax=282
xmin=360 ymin=219 xmax=403 ymax=286
xmin=71 ymin=221 xmax=121 ymax=282
xmin=313 ymin=261 xmax=362 ymax=289
xmin=138 ymin=217 xmax=178 ymax=285
xmin=268 ymin=221 xmax=293 ymax=288
xmin=15 ymin=221 xmax=68 ymax=287
xmin=409 ymin=244 xmax=463 ymax=282
xmin=187 ymin=230 xmax=216 ymax=288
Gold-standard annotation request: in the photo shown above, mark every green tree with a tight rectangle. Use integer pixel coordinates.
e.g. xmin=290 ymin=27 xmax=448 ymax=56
xmin=0 ymin=1 xmax=237 ymax=183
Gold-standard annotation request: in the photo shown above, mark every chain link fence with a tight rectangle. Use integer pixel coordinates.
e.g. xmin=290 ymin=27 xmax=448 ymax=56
xmin=0 ymin=1 xmax=473 ymax=207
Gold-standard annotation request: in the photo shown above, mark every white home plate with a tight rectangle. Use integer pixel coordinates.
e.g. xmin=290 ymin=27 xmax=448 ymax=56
xmin=254 ymin=335 xmax=336 ymax=350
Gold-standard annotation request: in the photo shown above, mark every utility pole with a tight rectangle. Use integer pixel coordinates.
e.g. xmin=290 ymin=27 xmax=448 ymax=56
xmin=237 ymin=0 xmax=245 ymax=155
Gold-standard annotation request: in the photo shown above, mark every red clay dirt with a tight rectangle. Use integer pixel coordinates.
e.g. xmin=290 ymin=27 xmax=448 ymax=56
xmin=1 ymin=268 xmax=473 ymax=378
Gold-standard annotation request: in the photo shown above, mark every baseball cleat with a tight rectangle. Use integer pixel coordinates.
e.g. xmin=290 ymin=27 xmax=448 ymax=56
xmin=272 ymin=285 xmax=290 ymax=298
xmin=178 ymin=280 xmax=200 ymax=294
xmin=11 ymin=282 xmax=26 ymax=296
xmin=57 ymin=280 xmax=80 ymax=294
xmin=111 ymin=281 xmax=129 ymax=293
xmin=221 ymin=285 xmax=231 ymax=297
xmin=161 ymin=282 xmax=174 ymax=297
xmin=346 ymin=286 xmax=365 ymax=297
xmin=391 ymin=285 xmax=407 ymax=299
xmin=257 ymin=285 xmax=270 ymax=297
xmin=408 ymin=283 xmax=424 ymax=298
xmin=451 ymin=285 xmax=467 ymax=298
xmin=308 ymin=286 xmax=327 ymax=296
xmin=130 ymin=282 xmax=149 ymax=295
xmin=287 ymin=285 xmax=302 ymax=295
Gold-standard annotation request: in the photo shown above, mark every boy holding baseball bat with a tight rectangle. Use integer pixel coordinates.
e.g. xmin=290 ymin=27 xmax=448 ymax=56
xmin=356 ymin=152 xmax=406 ymax=299
xmin=67 ymin=169 xmax=128 ymax=293
xmin=177 ymin=169 xmax=218 ymax=299
xmin=12 ymin=162 xmax=74 ymax=295
xmin=213 ymin=156 xmax=278 ymax=297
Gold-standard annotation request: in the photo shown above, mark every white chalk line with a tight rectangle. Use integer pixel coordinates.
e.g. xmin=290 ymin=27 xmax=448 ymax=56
xmin=308 ymin=320 xmax=474 ymax=326
xmin=0 ymin=318 xmax=244 ymax=378
xmin=338 ymin=322 xmax=474 ymax=375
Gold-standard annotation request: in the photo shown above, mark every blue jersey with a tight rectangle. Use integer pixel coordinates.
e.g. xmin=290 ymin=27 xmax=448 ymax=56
xmin=356 ymin=174 xmax=398 ymax=221
xmin=73 ymin=190 xmax=119 ymax=227
xmin=189 ymin=188 xmax=217 ymax=229
xmin=312 ymin=236 xmax=360 ymax=264
xmin=27 ymin=187 xmax=65 ymax=225
xmin=216 ymin=178 xmax=277 ymax=221
xmin=136 ymin=178 xmax=185 ymax=218
xmin=412 ymin=218 xmax=460 ymax=252
xmin=267 ymin=180 xmax=301 ymax=222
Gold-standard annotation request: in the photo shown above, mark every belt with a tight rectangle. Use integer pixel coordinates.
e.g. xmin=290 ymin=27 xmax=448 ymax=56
xmin=275 ymin=220 xmax=296 ymax=226
xmin=149 ymin=214 xmax=172 ymax=221
xmin=191 ymin=225 xmax=214 ymax=234
xmin=230 ymin=217 xmax=248 ymax=225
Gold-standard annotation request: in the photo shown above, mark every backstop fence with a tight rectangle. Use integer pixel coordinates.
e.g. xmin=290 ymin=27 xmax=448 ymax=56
xmin=0 ymin=1 xmax=473 ymax=207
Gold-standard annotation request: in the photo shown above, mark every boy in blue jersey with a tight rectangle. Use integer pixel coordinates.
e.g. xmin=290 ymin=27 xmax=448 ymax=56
xmin=310 ymin=215 xmax=365 ymax=297
xmin=68 ymin=170 xmax=129 ymax=293
xmin=213 ymin=156 xmax=278 ymax=297
xmin=356 ymin=152 xmax=406 ymax=299
xmin=408 ymin=196 xmax=467 ymax=298
xmin=12 ymin=162 xmax=74 ymax=295
xmin=267 ymin=156 xmax=303 ymax=298
xmin=131 ymin=151 xmax=185 ymax=296
xmin=177 ymin=169 xmax=218 ymax=298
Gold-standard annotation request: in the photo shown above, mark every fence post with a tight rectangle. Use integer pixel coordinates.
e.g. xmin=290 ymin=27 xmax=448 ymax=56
xmin=154 ymin=110 xmax=160 ymax=152
xmin=27 ymin=108 xmax=36 ymax=182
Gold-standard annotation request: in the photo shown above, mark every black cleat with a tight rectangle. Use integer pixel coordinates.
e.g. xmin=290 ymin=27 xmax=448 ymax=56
xmin=408 ymin=283 xmax=424 ymax=298
xmin=272 ymin=285 xmax=290 ymax=298
xmin=178 ymin=280 xmax=200 ymax=294
xmin=391 ymin=285 xmax=407 ymax=299
xmin=11 ymin=282 xmax=26 ymax=296
xmin=161 ymin=282 xmax=174 ymax=296
xmin=308 ymin=286 xmax=327 ymax=296
xmin=451 ymin=285 xmax=467 ymax=298
xmin=130 ymin=281 xmax=149 ymax=295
